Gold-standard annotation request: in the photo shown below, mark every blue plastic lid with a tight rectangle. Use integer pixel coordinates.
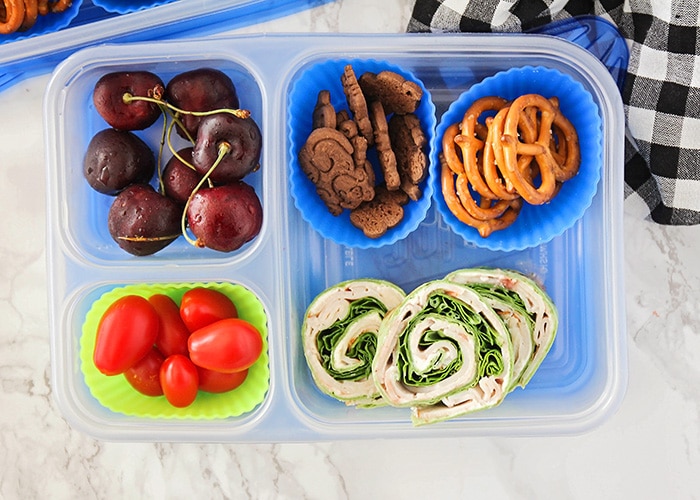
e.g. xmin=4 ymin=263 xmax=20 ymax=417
xmin=529 ymin=15 xmax=629 ymax=91
xmin=0 ymin=0 xmax=336 ymax=92
xmin=2 ymin=12 xmax=628 ymax=93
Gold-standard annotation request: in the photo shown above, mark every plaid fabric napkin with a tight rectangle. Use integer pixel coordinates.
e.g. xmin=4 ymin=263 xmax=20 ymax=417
xmin=407 ymin=0 xmax=700 ymax=225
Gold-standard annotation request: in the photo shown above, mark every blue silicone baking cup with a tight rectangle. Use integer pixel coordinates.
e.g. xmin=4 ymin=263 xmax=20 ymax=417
xmin=288 ymin=58 xmax=436 ymax=249
xmin=0 ymin=0 xmax=82 ymax=44
xmin=431 ymin=65 xmax=603 ymax=252
xmin=92 ymin=0 xmax=176 ymax=14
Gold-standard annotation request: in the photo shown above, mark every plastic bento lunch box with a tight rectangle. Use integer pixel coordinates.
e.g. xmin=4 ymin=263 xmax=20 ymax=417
xmin=0 ymin=0 xmax=334 ymax=91
xmin=45 ymin=32 xmax=628 ymax=442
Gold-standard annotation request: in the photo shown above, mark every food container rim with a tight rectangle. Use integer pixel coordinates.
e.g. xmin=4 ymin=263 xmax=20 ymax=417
xmin=45 ymin=32 xmax=627 ymax=442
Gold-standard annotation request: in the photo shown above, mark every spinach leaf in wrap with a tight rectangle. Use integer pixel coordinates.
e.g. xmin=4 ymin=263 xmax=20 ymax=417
xmin=301 ymin=279 xmax=405 ymax=406
xmin=445 ymin=268 xmax=558 ymax=389
xmin=372 ymin=280 xmax=514 ymax=425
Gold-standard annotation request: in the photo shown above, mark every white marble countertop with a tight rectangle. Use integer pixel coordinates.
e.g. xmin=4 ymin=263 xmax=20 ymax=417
xmin=1 ymin=0 xmax=699 ymax=498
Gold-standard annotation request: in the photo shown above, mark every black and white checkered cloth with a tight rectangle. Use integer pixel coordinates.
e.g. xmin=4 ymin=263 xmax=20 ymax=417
xmin=408 ymin=0 xmax=700 ymax=225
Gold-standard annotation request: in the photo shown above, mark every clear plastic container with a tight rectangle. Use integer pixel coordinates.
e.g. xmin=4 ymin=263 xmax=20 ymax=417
xmin=45 ymin=32 xmax=627 ymax=442
xmin=0 ymin=0 xmax=333 ymax=91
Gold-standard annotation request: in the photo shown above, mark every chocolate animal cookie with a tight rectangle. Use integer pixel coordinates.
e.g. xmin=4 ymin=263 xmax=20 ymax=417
xmin=359 ymin=71 xmax=423 ymax=115
xmin=350 ymin=184 xmax=410 ymax=239
xmin=298 ymin=127 xmax=375 ymax=216
xmin=341 ymin=65 xmax=374 ymax=146
xmin=336 ymin=110 xmax=375 ymax=188
xmin=369 ymin=100 xmax=400 ymax=191
xmin=389 ymin=113 xmax=428 ymax=201
xmin=313 ymin=90 xmax=336 ymax=129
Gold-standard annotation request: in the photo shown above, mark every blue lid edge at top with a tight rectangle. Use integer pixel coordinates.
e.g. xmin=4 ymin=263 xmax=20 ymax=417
xmin=528 ymin=15 xmax=630 ymax=92
xmin=0 ymin=0 xmax=337 ymax=93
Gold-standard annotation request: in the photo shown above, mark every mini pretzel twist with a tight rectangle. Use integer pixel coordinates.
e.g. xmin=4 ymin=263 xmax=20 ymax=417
xmin=1 ymin=0 xmax=24 ymax=34
xmin=549 ymin=108 xmax=580 ymax=181
xmin=441 ymin=122 xmax=464 ymax=176
xmin=455 ymin=172 xmax=514 ymax=221
xmin=20 ymin=0 xmax=38 ymax=31
xmin=483 ymin=110 xmax=522 ymax=201
xmin=1 ymin=0 xmax=71 ymax=35
xmin=440 ymin=153 xmax=521 ymax=238
xmin=497 ymin=94 xmax=558 ymax=205
xmin=454 ymin=96 xmax=508 ymax=200
xmin=50 ymin=0 xmax=71 ymax=13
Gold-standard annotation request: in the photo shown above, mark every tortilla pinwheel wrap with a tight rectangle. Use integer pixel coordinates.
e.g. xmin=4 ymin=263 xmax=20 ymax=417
xmin=445 ymin=268 xmax=558 ymax=390
xmin=372 ymin=280 xmax=514 ymax=425
xmin=301 ymin=279 xmax=406 ymax=407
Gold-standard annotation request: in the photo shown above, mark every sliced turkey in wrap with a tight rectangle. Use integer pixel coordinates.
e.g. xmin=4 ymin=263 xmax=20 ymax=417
xmin=372 ymin=280 xmax=514 ymax=425
xmin=302 ymin=279 xmax=405 ymax=407
xmin=445 ymin=268 xmax=558 ymax=389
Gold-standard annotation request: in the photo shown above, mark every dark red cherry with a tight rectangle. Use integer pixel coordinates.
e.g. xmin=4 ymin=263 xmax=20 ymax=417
xmin=192 ymin=113 xmax=262 ymax=184
xmin=165 ymin=68 xmax=239 ymax=139
xmin=83 ymin=128 xmax=155 ymax=195
xmin=186 ymin=182 xmax=262 ymax=252
xmin=108 ymin=184 xmax=182 ymax=256
xmin=93 ymin=71 xmax=165 ymax=131
xmin=162 ymin=147 xmax=203 ymax=205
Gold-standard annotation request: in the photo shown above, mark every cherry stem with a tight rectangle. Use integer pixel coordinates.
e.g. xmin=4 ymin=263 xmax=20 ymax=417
xmin=170 ymin=144 xmax=193 ymax=170
xmin=156 ymin=104 xmax=169 ymax=194
xmin=164 ymin=118 xmax=214 ymax=189
xmin=122 ymin=93 xmax=250 ymax=120
xmin=118 ymin=234 xmax=180 ymax=242
xmin=176 ymin=105 xmax=250 ymax=120
xmin=180 ymin=141 xmax=232 ymax=248
xmin=170 ymin=114 xmax=197 ymax=144
xmin=165 ymin=118 xmax=185 ymax=162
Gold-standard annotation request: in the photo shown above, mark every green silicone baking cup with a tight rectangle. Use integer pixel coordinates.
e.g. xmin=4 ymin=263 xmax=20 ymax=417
xmin=80 ymin=282 xmax=270 ymax=419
